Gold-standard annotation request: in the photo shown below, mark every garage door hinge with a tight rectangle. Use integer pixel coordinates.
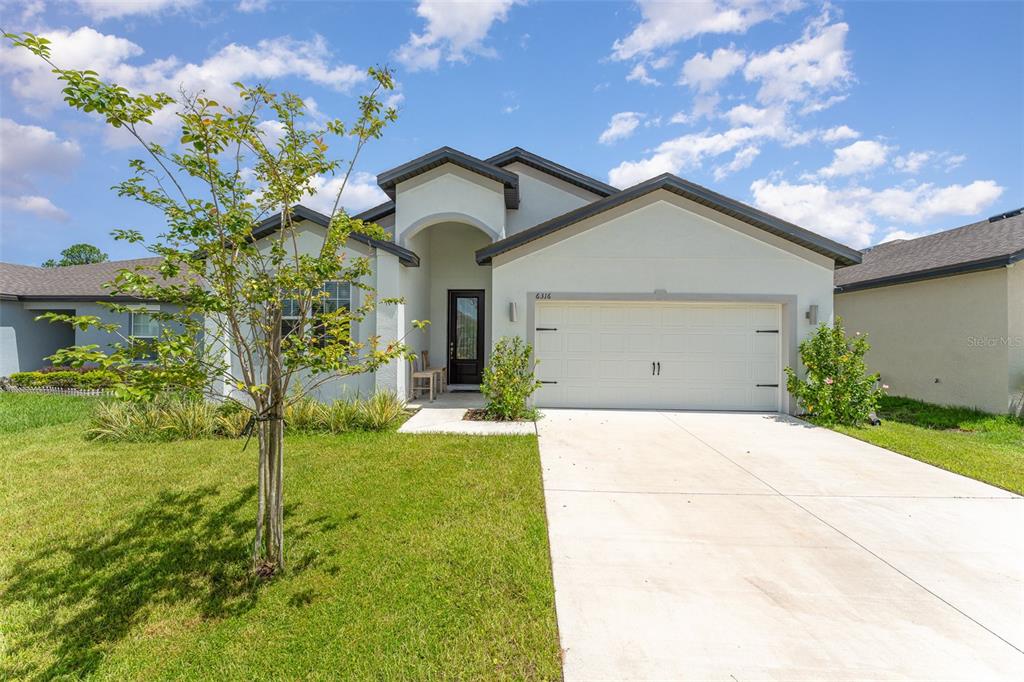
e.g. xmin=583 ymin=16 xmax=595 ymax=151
xmin=755 ymin=329 xmax=779 ymax=333
xmin=535 ymin=327 xmax=558 ymax=331
xmin=756 ymin=383 xmax=779 ymax=388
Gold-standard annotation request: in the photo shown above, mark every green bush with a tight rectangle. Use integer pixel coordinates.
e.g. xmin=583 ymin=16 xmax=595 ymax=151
xmin=9 ymin=369 xmax=119 ymax=390
xmin=481 ymin=336 xmax=541 ymax=421
xmin=785 ymin=317 xmax=884 ymax=426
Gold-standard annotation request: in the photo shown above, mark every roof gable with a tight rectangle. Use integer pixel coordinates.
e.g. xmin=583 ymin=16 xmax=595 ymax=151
xmin=485 ymin=147 xmax=618 ymax=198
xmin=252 ymin=205 xmax=419 ymax=266
xmin=376 ymin=146 xmax=519 ymax=208
xmin=476 ymin=173 xmax=862 ymax=267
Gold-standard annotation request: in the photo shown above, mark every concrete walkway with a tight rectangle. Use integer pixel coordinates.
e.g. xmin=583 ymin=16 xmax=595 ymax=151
xmin=399 ymin=391 xmax=535 ymax=435
xmin=538 ymin=409 xmax=1024 ymax=681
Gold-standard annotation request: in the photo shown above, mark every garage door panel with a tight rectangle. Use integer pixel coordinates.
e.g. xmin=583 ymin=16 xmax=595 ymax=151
xmin=534 ymin=301 xmax=781 ymax=411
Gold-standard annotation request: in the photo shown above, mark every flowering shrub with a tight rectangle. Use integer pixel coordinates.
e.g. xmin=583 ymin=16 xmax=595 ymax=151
xmin=784 ymin=317 xmax=885 ymax=426
xmin=481 ymin=336 xmax=542 ymax=421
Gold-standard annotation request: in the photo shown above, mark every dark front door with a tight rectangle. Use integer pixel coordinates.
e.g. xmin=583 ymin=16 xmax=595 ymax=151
xmin=447 ymin=289 xmax=485 ymax=385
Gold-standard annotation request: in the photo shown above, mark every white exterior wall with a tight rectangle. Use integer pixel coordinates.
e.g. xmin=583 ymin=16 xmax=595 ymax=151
xmin=835 ymin=268 xmax=1011 ymax=413
xmin=503 ymin=162 xmax=601 ymax=235
xmin=490 ymin=192 xmax=836 ymax=413
xmin=394 ymin=164 xmax=506 ymax=246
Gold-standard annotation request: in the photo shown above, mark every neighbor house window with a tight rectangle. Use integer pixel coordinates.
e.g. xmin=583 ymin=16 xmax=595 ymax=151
xmin=129 ymin=309 xmax=161 ymax=361
xmin=281 ymin=281 xmax=352 ymax=344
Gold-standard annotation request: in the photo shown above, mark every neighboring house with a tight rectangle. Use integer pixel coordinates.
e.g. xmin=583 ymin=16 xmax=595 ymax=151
xmin=835 ymin=209 xmax=1024 ymax=414
xmin=246 ymin=146 xmax=859 ymax=413
xmin=0 ymin=258 xmax=186 ymax=375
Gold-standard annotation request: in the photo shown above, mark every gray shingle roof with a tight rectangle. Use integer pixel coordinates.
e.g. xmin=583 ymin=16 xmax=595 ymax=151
xmin=834 ymin=210 xmax=1024 ymax=292
xmin=0 ymin=257 xmax=184 ymax=299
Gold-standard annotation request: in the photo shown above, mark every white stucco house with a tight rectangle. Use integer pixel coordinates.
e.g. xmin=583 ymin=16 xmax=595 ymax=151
xmin=251 ymin=146 xmax=861 ymax=414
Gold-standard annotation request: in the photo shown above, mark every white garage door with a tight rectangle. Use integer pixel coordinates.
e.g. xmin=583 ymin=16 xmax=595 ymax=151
xmin=534 ymin=301 xmax=781 ymax=411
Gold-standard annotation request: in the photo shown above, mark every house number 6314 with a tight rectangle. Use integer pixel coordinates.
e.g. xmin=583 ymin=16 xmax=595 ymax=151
xmin=535 ymin=292 xmax=552 ymax=300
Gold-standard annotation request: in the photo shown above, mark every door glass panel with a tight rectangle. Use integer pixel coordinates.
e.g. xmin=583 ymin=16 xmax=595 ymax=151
xmin=455 ymin=297 xmax=478 ymax=360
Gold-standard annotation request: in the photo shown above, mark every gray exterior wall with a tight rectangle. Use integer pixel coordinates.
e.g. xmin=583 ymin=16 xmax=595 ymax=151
xmin=3 ymin=300 xmax=193 ymax=374
xmin=1 ymin=300 xmax=75 ymax=374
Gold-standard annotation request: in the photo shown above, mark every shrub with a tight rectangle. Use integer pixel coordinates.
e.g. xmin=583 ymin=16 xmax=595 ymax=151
xmin=326 ymin=399 xmax=363 ymax=433
xmin=784 ymin=317 xmax=884 ymax=426
xmin=358 ymin=391 xmax=406 ymax=431
xmin=85 ymin=391 xmax=404 ymax=442
xmin=9 ymin=369 xmax=119 ymax=390
xmin=481 ymin=336 xmax=541 ymax=421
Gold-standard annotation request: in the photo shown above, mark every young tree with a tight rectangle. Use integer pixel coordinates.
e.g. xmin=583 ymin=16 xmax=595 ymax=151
xmin=5 ymin=31 xmax=417 ymax=574
xmin=42 ymin=242 xmax=110 ymax=267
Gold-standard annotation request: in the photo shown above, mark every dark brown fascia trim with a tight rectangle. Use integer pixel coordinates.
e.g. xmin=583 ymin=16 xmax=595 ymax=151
xmin=353 ymin=200 xmax=395 ymax=222
xmin=15 ymin=295 xmax=166 ymax=303
xmin=476 ymin=173 xmax=862 ymax=267
xmin=376 ymin=146 xmax=520 ymax=208
xmin=834 ymin=250 xmax=1024 ymax=293
xmin=485 ymin=147 xmax=619 ymax=197
xmin=253 ymin=205 xmax=420 ymax=267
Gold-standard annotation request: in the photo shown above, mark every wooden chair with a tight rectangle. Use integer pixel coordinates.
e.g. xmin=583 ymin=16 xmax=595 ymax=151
xmin=410 ymin=354 xmax=435 ymax=402
xmin=422 ymin=350 xmax=447 ymax=393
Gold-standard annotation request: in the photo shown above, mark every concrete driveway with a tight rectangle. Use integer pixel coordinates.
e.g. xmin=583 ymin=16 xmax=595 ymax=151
xmin=538 ymin=410 xmax=1024 ymax=680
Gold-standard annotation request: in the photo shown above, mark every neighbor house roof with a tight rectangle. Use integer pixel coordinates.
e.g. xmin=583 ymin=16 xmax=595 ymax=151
xmin=376 ymin=146 xmax=520 ymax=208
xmin=475 ymin=173 xmax=863 ymax=267
xmin=834 ymin=209 xmax=1024 ymax=292
xmin=0 ymin=257 xmax=183 ymax=301
xmin=485 ymin=147 xmax=619 ymax=197
xmin=252 ymin=205 xmax=420 ymax=266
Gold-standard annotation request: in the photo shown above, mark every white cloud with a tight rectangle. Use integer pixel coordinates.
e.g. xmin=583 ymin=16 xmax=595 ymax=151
xmin=395 ymin=0 xmax=521 ymax=72
xmin=0 ymin=118 xmax=82 ymax=191
xmin=302 ymin=171 xmax=388 ymax=215
xmin=820 ymin=124 xmax=859 ymax=142
xmin=237 ymin=0 xmax=269 ymax=12
xmin=626 ymin=63 xmax=660 ymax=86
xmin=599 ymin=111 xmax=644 ymax=145
xmin=74 ymin=0 xmax=200 ymax=21
xmin=713 ymin=145 xmax=760 ymax=180
xmin=944 ymin=153 xmax=967 ymax=171
xmin=750 ymin=177 xmax=1004 ymax=248
xmin=743 ymin=17 xmax=851 ymax=105
xmin=612 ymin=0 xmax=802 ymax=61
xmin=679 ymin=47 xmax=745 ymax=91
xmin=878 ymin=229 xmax=923 ymax=243
xmin=1 ymin=195 xmax=70 ymax=222
xmin=893 ymin=150 xmax=932 ymax=174
xmin=1 ymin=28 xmax=367 ymax=146
xmin=0 ymin=118 xmax=81 ymax=223
xmin=813 ymin=140 xmax=890 ymax=178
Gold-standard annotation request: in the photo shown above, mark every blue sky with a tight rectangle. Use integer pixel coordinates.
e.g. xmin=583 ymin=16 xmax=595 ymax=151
xmin=1 ymin=0 xmax=1021 ymax=265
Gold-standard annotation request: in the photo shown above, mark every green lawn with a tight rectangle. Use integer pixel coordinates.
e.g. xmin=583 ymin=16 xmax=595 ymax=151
xmin=0 ymin=394 xmax=561 ymax=680
xmin=833 ymin=396 xmax=1024 ymax=495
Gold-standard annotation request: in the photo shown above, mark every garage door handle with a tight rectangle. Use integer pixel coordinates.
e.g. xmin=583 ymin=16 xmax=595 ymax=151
xmin=651 ymin=362 xmax=655 ymax=376
xmin=756 ymin=383 xmax=779 ymax=388
xmin=657 ymin=362 xmax=661 ymax=376
xmin=756 ymin=329 xmax=779 ymax=333
xmin=536 ymin=327 xmax=558 ymax=331
xmin=540 ymin=380 xmax=558 ymax=384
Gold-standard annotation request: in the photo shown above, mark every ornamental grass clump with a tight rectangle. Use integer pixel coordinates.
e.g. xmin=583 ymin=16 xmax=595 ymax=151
xmin=481 ymin=336 xmax=542 ymax=421
xmin=785 ymin=316 xmax=885 ymax=426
